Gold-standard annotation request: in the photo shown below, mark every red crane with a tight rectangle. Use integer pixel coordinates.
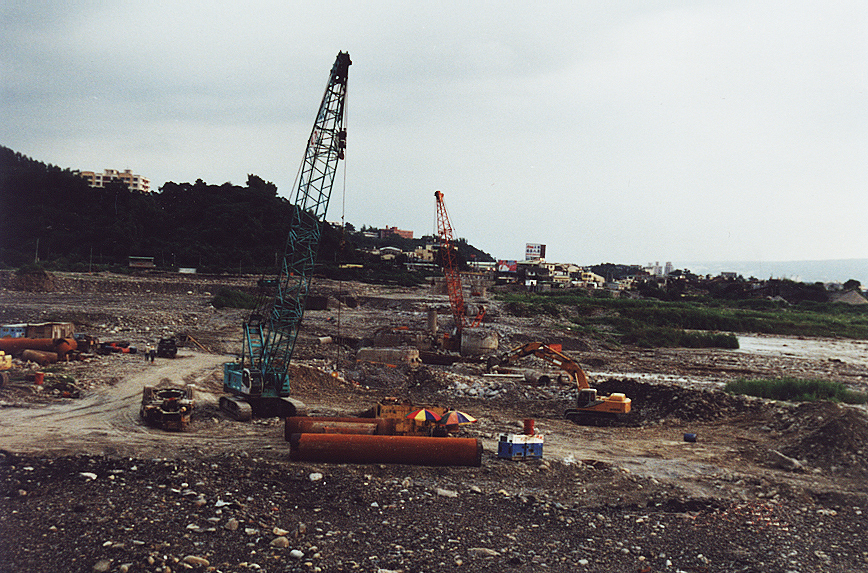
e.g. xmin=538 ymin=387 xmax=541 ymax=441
xmin=434 ymin=190 xmax=484 ymax=343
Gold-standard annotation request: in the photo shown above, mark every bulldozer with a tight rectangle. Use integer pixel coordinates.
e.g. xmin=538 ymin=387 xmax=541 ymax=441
xmin=486 ymin=342 xmax=631 ymax=425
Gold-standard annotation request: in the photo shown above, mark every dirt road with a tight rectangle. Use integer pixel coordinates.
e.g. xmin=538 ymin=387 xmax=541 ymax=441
xmin=0 ymin=351 xmax=274 ymax=458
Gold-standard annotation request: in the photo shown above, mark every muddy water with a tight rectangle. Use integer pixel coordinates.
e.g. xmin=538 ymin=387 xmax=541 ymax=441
xmin=735 ymin=334 xmax=868 ymax=363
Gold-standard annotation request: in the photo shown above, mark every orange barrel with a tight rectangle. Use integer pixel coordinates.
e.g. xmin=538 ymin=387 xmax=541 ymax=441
xmin=285 ymin=417 xmax=395 ymax=440
xmin=288 ymin=433 xmax=482 ymax=467
xmin=34 ymin=372 xmax=44 ymax=385
xmin=523 ymin=419 xmax=535 ymax=435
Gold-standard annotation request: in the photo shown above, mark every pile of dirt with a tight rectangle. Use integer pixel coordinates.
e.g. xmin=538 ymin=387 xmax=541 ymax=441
xmin=775 ymin=401 xmax=868 ymax=478
xmin=595 ymin=378 xmax=768 ymax=425
xmin=3 ymin=451 xmax=867 ymax=573
xmin=0 ymin=268 xmax=57 ymax=292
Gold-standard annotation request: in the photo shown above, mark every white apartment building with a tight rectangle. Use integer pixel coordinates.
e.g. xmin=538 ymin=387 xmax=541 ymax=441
xmin=80 ymin=169 xmax=151 ymax=193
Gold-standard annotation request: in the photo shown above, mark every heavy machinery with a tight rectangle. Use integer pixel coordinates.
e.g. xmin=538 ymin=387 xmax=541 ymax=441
xmin=156 ymin=337 xmax=177 ymax=359
xmin=141 ymin=385 xmax=195 ymax=431
xmin=434 ymin=190 xmax=486 ymax=351
xmin=487 ymin=342 xmax=632 ymax=424
xmin=221 ymin=52 xmax=350 ymax=421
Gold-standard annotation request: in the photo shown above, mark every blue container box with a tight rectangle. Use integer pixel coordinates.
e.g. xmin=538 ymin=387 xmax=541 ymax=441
xmin=497 ymin=433 xmax=544 ymax=460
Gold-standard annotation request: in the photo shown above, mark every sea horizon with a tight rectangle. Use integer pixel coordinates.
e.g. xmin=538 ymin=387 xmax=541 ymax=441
xmin=679 ymin=258 xmax=868 ymax=287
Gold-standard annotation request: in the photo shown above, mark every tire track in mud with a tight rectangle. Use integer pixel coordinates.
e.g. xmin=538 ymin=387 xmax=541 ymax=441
xmin=0 ymin=351 xmax=244 ymax=457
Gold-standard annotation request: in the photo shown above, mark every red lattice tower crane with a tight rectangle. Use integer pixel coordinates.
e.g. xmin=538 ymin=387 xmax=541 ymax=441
xmin=434 ymin=190 xmax=484 ymax=340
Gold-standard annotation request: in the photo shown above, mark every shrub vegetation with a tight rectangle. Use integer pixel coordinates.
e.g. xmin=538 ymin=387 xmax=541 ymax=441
xmin=211 ymin=287 xmax=257 ymax=310
xmin=496 ymin=290 xmax=868 ymax=348
xmin=725 ymin=377 xmax=868 ymax=404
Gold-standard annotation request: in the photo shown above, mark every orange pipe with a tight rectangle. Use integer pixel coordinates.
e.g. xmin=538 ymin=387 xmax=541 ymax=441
xmin=21 ymin=349 xmax=58 ymax=366
xmin=0 ymin=338 xmax=77 ymax=357
xmin=285 ymin=417 xmax=395 ymax=440
xmin=288 ymin=433 xmax=482 ymax=467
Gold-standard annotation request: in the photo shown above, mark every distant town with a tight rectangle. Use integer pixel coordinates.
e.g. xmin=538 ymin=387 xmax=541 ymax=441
xmin=355 ymin=226 xmax=867 ymax=305
xmin=43 ymin=164 xmax=868 ymax=305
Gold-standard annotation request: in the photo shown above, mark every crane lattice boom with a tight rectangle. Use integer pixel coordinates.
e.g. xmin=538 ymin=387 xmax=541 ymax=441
xmin=434 ymin=190 xmax=484 ymax=334
xmin=223 ymin=52 xmax=350 ymax=416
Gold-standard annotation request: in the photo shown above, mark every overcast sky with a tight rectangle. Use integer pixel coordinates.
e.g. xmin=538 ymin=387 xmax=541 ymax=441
xmin=3 ymin=1 xmax=867 ymax=270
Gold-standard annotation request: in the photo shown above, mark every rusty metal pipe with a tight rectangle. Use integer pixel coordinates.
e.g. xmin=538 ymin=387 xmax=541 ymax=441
xmin=524 ymin=371 xmax=553 ymax=386
xmin=0 ymin=337 xmax=77 ymax=357
xmin=288 ymin=433 xmax=482 ymax=466
xmin=21 ymin=349 xmax=58 ymax=366
xmin=285 ymin=417 xmax=395 ymax=440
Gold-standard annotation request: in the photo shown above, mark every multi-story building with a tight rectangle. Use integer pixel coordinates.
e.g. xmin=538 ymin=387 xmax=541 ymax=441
xmin=79 ymin=169 xmax=150 ymax=193
xmin=379 ymin=226 xmax=413 ymax=240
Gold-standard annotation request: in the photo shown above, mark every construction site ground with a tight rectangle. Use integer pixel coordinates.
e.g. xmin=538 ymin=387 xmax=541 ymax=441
xmin=1 ymin=272 xmax=868 ymax=573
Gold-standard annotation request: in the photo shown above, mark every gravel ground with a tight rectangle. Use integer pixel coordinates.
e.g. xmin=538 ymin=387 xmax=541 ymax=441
xmin=1 ymin=271 xmax=868 ymax=573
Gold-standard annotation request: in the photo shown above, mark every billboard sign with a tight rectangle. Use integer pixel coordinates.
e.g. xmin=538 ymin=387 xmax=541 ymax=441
xmin=525 ymin=243 xmax=546 ymax=260
xmin=498 ymin=260 xmax=518 ymax=273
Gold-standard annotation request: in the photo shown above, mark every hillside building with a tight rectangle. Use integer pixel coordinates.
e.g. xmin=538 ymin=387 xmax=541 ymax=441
xmin=379 ymin=226 xmax=413 ymax=240
xmin=79 ymin=169 xmax=151 ymax=193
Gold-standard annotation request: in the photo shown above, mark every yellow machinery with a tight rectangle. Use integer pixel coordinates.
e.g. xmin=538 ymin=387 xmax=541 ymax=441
xmin=365 ymin=399 xmax=448 ymax=436
xmin=487 ymin=342 xmax=631 ymax=424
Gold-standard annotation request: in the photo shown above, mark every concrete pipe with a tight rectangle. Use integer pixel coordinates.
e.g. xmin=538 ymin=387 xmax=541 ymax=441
xmin=427 ymin=306 xmax=438 ymax=336
xmin=288 ymin=433 xmax=483 ymax=467
xmin=524 ymin=371 xmax=553 ymax=386
xmin=460 ymin=329 xmax=499 ymax=356
xmin=285 ymin=417 xmax=394 ymax=440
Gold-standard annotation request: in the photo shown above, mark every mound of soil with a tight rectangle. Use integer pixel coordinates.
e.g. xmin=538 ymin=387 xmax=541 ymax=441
xmin=3 ymin=268 xmax=57 ymax=292
xmin=776 ymin=401 xmax=868 ymax=478
xmin=595 ymin=378 xmax=768 ymax=424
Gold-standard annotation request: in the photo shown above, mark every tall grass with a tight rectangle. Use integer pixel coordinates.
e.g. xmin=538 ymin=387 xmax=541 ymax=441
xmin=496 ymin=291 xmax=868 ymax=340
xmin=725 ymin=377 xmax=868 ymax=404
xmin=211 ymin=287 xmax=257 ymax=309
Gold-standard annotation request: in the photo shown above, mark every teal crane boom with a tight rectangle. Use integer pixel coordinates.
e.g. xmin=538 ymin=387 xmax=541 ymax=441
xmin=221 ymin=52 xmax=350 ymax=420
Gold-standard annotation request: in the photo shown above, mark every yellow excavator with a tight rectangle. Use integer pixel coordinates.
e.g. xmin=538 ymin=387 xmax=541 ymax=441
xmin=486 ymin=342 xmax=631 ymax=424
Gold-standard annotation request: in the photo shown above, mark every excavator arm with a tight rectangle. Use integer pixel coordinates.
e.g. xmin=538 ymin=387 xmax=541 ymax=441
xmin=488 ymin=341 xmax=631 ymax=422
xmin=489 ymin=342 xmax=589 ymax=389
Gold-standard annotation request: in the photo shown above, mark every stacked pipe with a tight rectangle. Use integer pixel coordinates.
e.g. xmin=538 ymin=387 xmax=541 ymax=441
xmin=0 ymin=338 xmax=77 ymax=362
xmin=285 ymin=416 xmax=483 ymax=467
xmin=285 ymin=417 xmax=395 ymax=440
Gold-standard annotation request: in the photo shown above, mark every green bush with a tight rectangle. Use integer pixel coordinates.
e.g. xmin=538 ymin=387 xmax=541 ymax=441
xmin=504 ymin=300 xmax=560 ymax=318
xmin=498 ymin=290 xmax=868 ymax=340
xmin=211 ymin=287 xmax=257 ymax=309
xmin=725 ymin=377 xmax=868 ymax=404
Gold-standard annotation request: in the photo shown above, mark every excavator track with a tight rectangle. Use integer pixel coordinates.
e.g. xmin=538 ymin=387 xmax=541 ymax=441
xmin=219 ymin=396 xmax=253 ymax=422
xmin=564 ymin=409 xmax=637 ymax=427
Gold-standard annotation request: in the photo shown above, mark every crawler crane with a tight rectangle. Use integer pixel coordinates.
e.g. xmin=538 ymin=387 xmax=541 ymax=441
xmin=221 ymin=52 xmax=350 ymax=420
xmin=434 ymin=190 xmax=485 ymax=351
